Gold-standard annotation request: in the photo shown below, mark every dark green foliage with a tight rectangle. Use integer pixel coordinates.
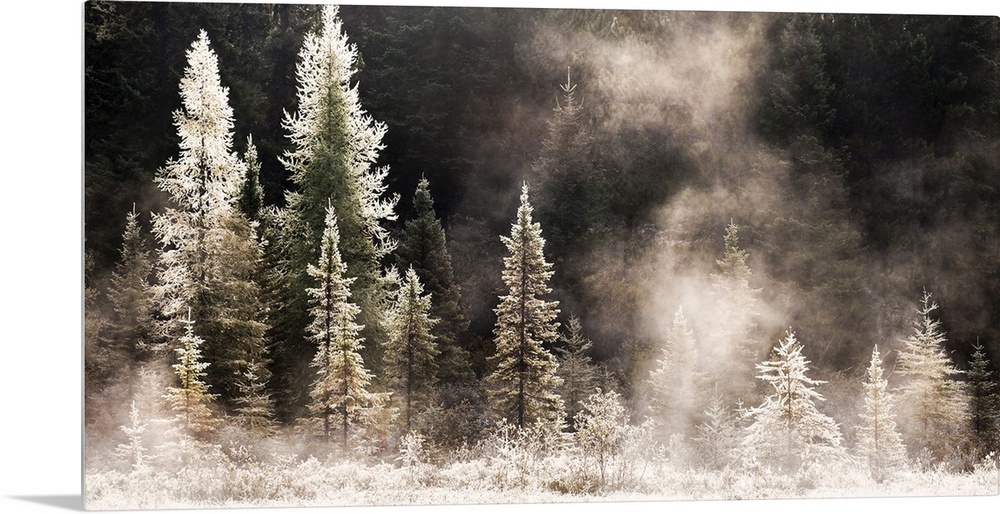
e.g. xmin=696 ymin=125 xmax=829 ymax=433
xmin=265 ymin=6 xmax=397 ymax=419
xmin=196 ymin=212 xmax=271 ymax=412
xmin=396 ymin=178 xmax=473 ymax=385
xmin=239 ymin=137 xmax=265 ymax=223
xmin=555 ymin=314 xmax=600 ymax=428
xmin=100 ymin=208 xmax=158 ymax=387
xmin=968 ymin=344 xmax=1000 ymax=458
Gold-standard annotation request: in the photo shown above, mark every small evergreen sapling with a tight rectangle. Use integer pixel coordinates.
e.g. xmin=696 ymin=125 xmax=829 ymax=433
xmin=896 ymin=290 xmax=968 ymax=464
xmin=695 ymin=391 xmax=742 ymax=470
xmin=234 ymin=359 xmax=276 ymax=436
xmin=742 ymin=330 xmax=845 ymax=471
xmin=648 ymin=306 xmax=702 ymax=441
xmin=115 ymin=401 xmax=151 ymax=473
xmin=164 ymin=311 xmax=217 ymax=436
xmin=555 ymin=314 xmax=599 ymax=428
xmin=856 ymin=345 xmax=907 ymax=482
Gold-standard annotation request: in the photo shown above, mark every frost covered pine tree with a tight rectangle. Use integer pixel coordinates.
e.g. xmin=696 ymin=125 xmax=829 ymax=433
xmin=115 ymin=401 xmax=151 ymax=473
xmin=895 ymin=290 xmax=968 ymax=464
xmin=555 ymin=314 xmax=599 ymax=429
xmin=153 ymin=29 xmax=244 ymax=333
xmin=695 ymin=390 xmax=742 ymax=470
xmin=396 ymin=176 xmax=473 ymax=386
xmin=742 ymin=330 xmax=845 ymax=471
xmin=164 ymin=311 xmax=217 ymax=436
xmin=488 ymin=183 xmax=564 ymax=428
xmin=856 ymin=345 xmax=907 ymax=482
xmin=304 ymin=204 xmax=383 ymax=450
xmin=268 ymin=5 xmax=398 ymax=415
xmin=234 ymin=359 xmax=275 ymax=436
xmin=648 ymin=306 xmax=702 ymax=441
xmin=385 ymin=266 xmax=440 ymax=433
xmin=151 ymin=30 xmax=269 ymax=409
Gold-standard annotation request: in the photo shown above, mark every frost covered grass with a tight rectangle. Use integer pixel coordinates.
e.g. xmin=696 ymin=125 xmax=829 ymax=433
xmin=84 ymin=436 xmax=999 ymax=510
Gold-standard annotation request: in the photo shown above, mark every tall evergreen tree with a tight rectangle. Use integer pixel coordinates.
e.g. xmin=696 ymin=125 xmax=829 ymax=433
xmin=967 ymin=343 xmax=999 ymax=459
xmin=303 ymin=204 xmax=383 ymax=450
xmin=164 ymin=312 xmax=217 ymax=436
xmin=152 ymin=29 xmax=245 ymax=332
xmin=532 ymin=68 xmax=601 ymax=260
xmin=555 ymin=314 xmax=599 ymax=428
xmin=761 ymin=13 xmax=836 ymax=144
xmin=896 ymin=290 xmax=968 ymax=464
xmin=268 ymin=5 xmax=398 ymax=417
xmin=648 ymin=306 xmax=702 ymax=440
xmin=488 ymin=183 xmax=564 ymax=427
xmin=742 ymin=330 xmax=845 ymax=471
xmin=395 ymin=176 xmax=473 ymax=385
xmin=385 ymin=267 xmax=440 ymax=433
xmin=856 ymin=345 xmax=907 ymax=482
xmin=151 ymin=30 xmax=269 ymax=409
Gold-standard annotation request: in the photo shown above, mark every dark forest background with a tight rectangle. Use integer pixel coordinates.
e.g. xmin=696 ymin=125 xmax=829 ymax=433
xmin=84 ymin=1 xmax=999 ymax=398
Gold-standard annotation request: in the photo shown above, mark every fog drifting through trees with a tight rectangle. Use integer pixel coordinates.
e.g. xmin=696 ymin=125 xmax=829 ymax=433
xmin=84 ymin=2 xmax=999 ymax=509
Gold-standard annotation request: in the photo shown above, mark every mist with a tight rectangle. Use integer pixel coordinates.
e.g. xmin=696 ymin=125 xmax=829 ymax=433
xmin=83 ymin=4 xmax=999 ymax=507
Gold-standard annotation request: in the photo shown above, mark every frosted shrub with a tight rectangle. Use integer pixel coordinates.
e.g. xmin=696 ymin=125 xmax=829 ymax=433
xmin=483 ymin=418 xmax=568 ymax=490
xmin=397 ymin=431 xmax=428 ymax=467
xmin=575 ymin=389 xmax=658 ymax=491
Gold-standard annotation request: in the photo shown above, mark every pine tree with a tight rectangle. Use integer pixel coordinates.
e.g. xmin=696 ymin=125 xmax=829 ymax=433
xmin=152 ymin=30 xmax=269 ymax=409
xmin=238 ymin=135 xmax=265 ymax=223
xmin=742 ymin=330 xmax=845 ymax=471
xmin=153 ymin=30 xmax=244 ymax=329
xmin=385 ymin=267 xmax=440 ymax=433
xmin=234 ymin=359 xmax=276 ymax=436
xmin=164 ymin=312 xmax=217 ymax=436
xmin=967 ymin=343 xmax=998 ymax=458
xmin=648 ymin=306 xmax=702 ymax=440
xmin=396 ymin=176 xmax=473 ymax=386
xmin=555 ymin=314 xmax=599 ymax=428
xmin=101 ymin=207 xmax=157 ymax=392
xmin=896 ymin=290 xmax=968 ymax=464
xmin=268 ymin=5 xmax=398 ymax=417
xmin=115 ymin=400 xmax=151 ymax=473
xmin=856 ymin=345 xmax=907 ymax=482
xmin=533 ymin=68 xmax=600 ymax=259
xmin=304 ymin=204 xmax=383 ymax=450
xmin=709 ymin=221 xmax=761 ymax=403
xmin=695 ymin=391 xmax=741 ymax=470
xmin=488 ymin=183 xmax=564 ymax=427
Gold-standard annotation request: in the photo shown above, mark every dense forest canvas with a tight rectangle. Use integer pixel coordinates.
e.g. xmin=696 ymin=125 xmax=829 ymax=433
xmin=83 ymin=1 xmax=1000 ymax=509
